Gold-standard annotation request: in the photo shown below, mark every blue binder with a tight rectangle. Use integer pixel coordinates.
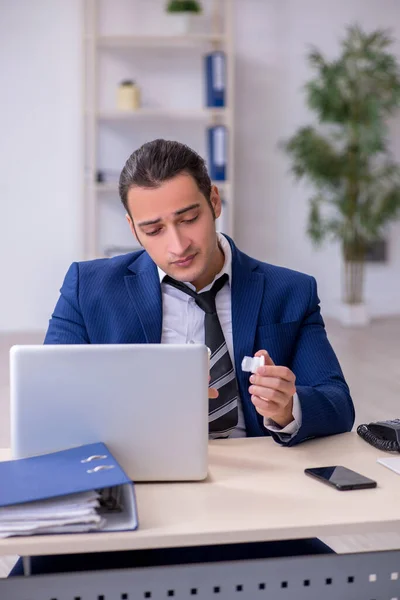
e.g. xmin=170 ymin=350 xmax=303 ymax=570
xmin=204 ymin=51 xmax=226 ymax=107
xmin=207 ymin=125 xmax=227 ymax=181
xmin=0 ymin=442 xmax=138 ymax=534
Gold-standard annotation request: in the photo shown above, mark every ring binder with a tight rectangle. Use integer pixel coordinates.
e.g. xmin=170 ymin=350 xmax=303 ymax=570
xmin=0 ymin=442 xmax=138 ymax=537
xmin=207 ymin=125 xmax=227 ymax=181
xmin=204 ymin=51 xmax=226 ymax=107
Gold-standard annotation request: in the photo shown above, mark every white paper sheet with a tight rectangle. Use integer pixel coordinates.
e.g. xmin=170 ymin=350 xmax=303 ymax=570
xmin=0 ymin=491 xmax=105 ymax=538
xmin=377 ymin=456 xmax=400 ymax=475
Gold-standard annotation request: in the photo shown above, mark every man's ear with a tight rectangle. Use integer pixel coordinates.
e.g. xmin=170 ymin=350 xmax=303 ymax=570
xmin=125 ymin=213 xmax=141 ymax=245
xmin=210 ymin=185 xmax=222 ymax=219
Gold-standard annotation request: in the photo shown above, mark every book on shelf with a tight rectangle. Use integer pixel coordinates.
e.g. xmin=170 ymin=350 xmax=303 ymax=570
xmin=204 ymin=51 xmax=226 ymax=108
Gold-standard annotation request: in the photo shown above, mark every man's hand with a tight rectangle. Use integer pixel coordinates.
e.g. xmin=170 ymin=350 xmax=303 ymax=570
xmin=209 ymin=376 xmax=219 ymax=400
xmin=248 ymin=350 xmax=296 ymax=428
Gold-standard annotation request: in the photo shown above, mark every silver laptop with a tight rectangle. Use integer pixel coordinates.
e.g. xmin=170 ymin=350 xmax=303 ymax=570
xmin=10 ymin=344 xmax=209 ymax=482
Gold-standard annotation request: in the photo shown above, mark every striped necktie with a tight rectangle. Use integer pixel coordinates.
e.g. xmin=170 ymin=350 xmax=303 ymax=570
xmin=164 ymin=273 xmax=239 ymax=435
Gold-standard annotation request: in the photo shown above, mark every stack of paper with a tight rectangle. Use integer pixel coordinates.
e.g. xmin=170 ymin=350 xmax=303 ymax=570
xmin=0 ymin=491 xmax=106 ymax=538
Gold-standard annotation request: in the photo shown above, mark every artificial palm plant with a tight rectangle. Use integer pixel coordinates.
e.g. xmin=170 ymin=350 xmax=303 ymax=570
xmin=284 ymin=26 xmax=400 ymax=306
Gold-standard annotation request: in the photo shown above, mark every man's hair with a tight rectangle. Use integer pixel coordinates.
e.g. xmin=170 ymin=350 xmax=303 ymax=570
xmin=119 ymin=139 xmax=214 ymax=216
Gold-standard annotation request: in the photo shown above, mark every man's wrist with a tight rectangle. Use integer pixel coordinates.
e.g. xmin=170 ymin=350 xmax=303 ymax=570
xmin=271 ymin=398 xmax=294 ymax=428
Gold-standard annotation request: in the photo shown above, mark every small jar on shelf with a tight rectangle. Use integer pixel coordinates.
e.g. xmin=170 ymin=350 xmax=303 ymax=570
xmin=117 ymin=80 xmax=141 ymax=111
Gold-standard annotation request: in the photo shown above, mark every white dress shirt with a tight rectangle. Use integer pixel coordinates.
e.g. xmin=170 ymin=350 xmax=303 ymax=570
xmin=158 ymin=233 xmax=302 ymax=440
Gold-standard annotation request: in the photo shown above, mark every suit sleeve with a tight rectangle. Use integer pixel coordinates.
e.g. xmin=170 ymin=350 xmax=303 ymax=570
xmin=269 ymin=276 xmax=355 ymax=447
xmin=44 ymin=263 xmax=90 ymax=344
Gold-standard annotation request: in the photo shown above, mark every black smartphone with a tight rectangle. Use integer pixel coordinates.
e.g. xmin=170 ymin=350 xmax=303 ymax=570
xmin=304 ymin=466 xmax=377 ymax=491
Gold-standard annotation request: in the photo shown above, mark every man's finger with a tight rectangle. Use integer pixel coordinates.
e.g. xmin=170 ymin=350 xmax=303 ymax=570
xmin=208 ymin=375 xmax=219 ymax=399
xmin=249 ymin=382 xmax=295 ymax=402
xmin=251 ymin=394 xmax=279 ymax=416
xmin=209 ymin=387 xmax=219 ymax=400
xmin=254 ymin=366 xmax=296 ymax=383
xmin=254 ymin=349 xmax=275 ymax=367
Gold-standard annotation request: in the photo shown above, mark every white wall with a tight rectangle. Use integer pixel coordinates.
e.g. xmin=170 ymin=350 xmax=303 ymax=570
xmin=0 ymin=0 xmax=83 ymax=332
xmin=1 ymin=0 xmax=400 ymax=332
xmin=234 ymin=0 xmax=400 ymax=318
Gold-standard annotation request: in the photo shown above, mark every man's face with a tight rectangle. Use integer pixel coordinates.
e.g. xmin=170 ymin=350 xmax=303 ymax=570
xmin=126 ymin=173 xmax=222 ymax=287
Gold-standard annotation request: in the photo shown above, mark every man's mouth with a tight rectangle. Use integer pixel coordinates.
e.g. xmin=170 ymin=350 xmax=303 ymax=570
xmin=173 ymin=254 xmax=196 ymax=267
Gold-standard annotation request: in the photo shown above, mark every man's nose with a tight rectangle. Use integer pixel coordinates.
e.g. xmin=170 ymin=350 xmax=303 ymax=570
xmin=168 ymin=228 xmax=190 ymax=256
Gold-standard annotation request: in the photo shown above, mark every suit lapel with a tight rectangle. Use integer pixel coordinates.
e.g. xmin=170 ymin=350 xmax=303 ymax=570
xmin=228 ymin=238 xmax=265 ymax=436
xmin=124 ymin=253 xmax=162 ymax=343
xmin=229 ymin=239 xmax=264 ymax=378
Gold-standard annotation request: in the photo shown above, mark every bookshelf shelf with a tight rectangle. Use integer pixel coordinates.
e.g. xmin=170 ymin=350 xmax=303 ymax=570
xmin=93 ymin=34 xmax=227 ymax=48
xmin=94 ymin=108 xmax=229 ymax=121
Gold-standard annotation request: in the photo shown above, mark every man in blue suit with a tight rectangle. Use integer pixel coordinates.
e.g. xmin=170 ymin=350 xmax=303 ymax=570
xmin=45 ymin=138 xmax=354 ymax=445
xmin=10 ymin=139 xmax=354 ymax=576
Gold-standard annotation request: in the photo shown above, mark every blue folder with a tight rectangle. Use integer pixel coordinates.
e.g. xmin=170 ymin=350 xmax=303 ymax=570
xmin=0 ymin=442 xmax=138 ymax=534
xmin=204 ymin=51 xmax=226 ymax=107
xmin=207 ymin=125 xmax=227 ymax=181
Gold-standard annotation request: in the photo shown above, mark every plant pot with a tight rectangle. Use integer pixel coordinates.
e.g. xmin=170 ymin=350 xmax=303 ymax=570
xmin=165 ymin=13 xmax=199 ymax=35
xmin=338 ymin=302 xmax=370 ymax=327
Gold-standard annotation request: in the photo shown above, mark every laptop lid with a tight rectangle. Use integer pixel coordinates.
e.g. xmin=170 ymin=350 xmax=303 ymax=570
xmin=10 ymin=344 xmax=209 ymax=482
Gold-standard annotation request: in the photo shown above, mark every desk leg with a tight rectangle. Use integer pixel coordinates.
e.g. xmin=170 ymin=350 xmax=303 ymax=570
xmin=22 ymin=556 xmax=30 ymax=576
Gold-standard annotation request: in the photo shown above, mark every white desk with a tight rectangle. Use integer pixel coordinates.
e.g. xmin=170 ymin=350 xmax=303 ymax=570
xmin=1 ymin=433 xmax=400 ymax=599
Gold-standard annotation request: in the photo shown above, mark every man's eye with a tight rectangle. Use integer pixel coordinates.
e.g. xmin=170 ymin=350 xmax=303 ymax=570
xmin=146 ymin=228 xmax=162 ymax=236
xmin=182 ymin=215 xmax=199 ymax=224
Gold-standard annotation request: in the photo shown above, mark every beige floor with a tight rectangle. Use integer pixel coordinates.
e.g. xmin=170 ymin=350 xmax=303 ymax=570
xmin=0 ymin=319 xmax=400 ymax=575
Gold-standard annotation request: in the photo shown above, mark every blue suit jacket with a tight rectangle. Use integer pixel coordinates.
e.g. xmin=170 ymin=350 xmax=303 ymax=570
xmin=44 ymin=237 xmax=355 ymax=445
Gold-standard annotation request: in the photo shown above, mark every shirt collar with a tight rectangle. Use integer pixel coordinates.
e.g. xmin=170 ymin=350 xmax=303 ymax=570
xmin=157 ymin=233 xmax=232 ymax=292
